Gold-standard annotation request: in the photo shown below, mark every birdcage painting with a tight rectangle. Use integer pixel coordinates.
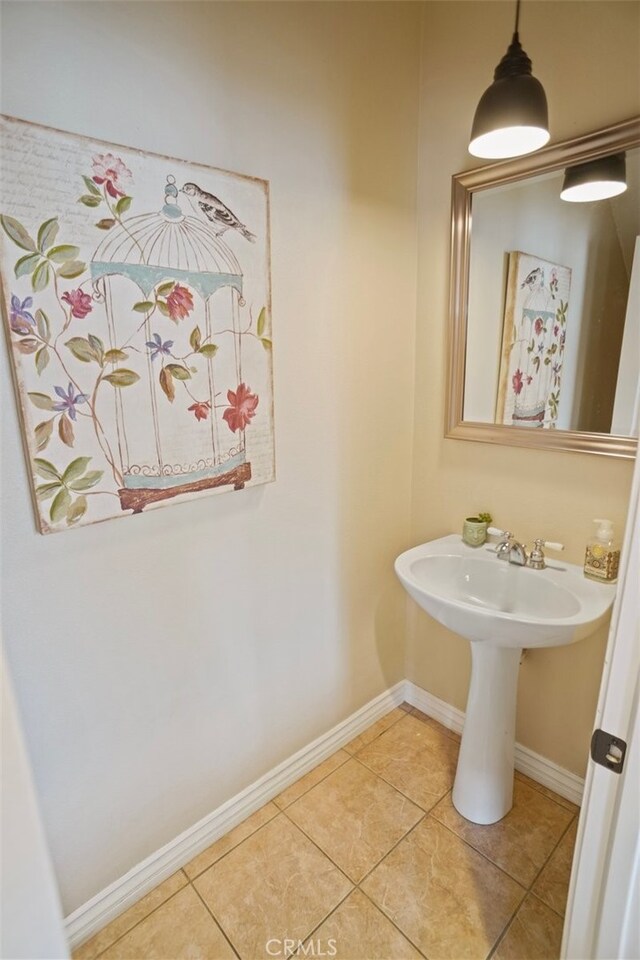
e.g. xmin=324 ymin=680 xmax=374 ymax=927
xmin=0 ymin=115 xmax=274 ymax=533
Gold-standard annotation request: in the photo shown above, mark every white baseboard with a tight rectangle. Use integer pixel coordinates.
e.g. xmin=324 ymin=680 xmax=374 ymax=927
xmin=404 ymin=680 xmax=584 ymax=807
xmin=66 ymin=677 xmax=583 ymax=949
xmin=65 ymin=681 xmax=406 ymax=949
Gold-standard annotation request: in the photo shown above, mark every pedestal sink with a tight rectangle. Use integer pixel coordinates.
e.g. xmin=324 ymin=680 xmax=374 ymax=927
xmin=395 ymin=535 xmax=616 ymax=824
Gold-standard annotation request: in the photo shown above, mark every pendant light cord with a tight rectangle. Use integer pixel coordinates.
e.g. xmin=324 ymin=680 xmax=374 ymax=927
xmin=514 ymin=0 xmax=521 ymax=36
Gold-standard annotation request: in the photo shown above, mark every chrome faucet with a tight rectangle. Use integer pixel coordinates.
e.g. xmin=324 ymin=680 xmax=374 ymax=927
xmin=489 ymin=529 xmax=564 ymax=569
xmin=495 ymin=532 xmax=528 ymax=565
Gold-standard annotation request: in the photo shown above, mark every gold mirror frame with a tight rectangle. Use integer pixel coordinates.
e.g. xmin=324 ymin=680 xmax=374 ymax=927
xmin=446 ymin=117 xmax=640 ymax=459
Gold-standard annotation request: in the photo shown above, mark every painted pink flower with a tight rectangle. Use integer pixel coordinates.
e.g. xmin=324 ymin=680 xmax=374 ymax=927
xmin=62 ymin=288 xmax=93 ymax=319
xmin=92 ymin=153 xmax=132 ymax=199
xmin=166 ymin=283 xmax=194 ymax=322
xmin=512 ymin=369 xmax=524 ymax=395
xmin=188 ymin=401 xmax=211 ymax=421
xmin=553 ymin=324 xmax=559 ymax=337
xmin=223 ymin=383 xmax=259 ymax=433
xmin=534 ymin=317 xmax=544 ymax=336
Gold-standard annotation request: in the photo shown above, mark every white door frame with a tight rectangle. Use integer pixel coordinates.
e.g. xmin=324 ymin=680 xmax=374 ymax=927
xmin=562 ymin=444 xmax=640 ymax=958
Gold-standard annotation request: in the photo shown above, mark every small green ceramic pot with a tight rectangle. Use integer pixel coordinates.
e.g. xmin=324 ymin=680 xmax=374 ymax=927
xmin=462 ymin=517 xmax=488 ymax=547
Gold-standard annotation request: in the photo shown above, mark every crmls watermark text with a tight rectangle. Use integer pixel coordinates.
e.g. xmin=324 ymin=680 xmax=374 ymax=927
xmin=265 ymin=937 xmax=338 ymax=957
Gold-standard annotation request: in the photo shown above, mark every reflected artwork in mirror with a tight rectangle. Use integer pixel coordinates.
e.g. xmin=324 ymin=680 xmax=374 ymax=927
xmin=447 ymin=118 xmax=640 ymax=458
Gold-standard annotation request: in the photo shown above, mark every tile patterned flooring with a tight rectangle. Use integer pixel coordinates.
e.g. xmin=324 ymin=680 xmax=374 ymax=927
xmin=74 ymin=706 xmax=578 ymax=960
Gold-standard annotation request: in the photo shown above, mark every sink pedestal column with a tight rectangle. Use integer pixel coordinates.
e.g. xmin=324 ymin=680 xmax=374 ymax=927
xmin=452 ymin=643 xmax=521 ymax=825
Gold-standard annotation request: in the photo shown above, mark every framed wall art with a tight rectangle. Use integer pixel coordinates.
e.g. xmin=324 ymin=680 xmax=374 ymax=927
xmin=0 ymin=115 xmax=274 ymax=533
xmin=496 ymin=251 xmax=571 ymax=429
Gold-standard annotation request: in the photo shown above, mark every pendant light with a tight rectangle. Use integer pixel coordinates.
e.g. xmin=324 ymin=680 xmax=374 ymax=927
xmin=561 ymin=153 xmax=627 ymax=202
xmin=469 ymin=0 xmax=549 ymax=160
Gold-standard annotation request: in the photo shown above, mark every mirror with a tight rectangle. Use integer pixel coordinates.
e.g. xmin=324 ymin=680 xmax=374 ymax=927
xmin=447 ymin=118 xmax=640 ymax=458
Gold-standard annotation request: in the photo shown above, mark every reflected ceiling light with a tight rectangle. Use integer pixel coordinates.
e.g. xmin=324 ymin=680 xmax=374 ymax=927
xmin=561 ymin=153 xmax=627 ymax=202
xmin=469 ymin=0 xmax=549 ymax=160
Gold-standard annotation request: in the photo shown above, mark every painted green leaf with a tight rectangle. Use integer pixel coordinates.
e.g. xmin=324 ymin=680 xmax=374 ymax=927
xmin=50 ymin=487 xmax=72 ymax=523
xmin=14 ymin=252 xmax=41 ymax=278
xmin=157 ymin=301 xmax=170 ymax=318
xmin=62 ymin=456 xmax=92 ymax=484
xmin=69 ymin=470 xmax=103 ymax=491
xmin=103 ymin=369 xmax=140 ymax=387
xmin=159 ymin=366 xmax=175 ymax=402
xmin=167 ymin=363 xmax=191 ymax=381
xmin=198 ymin=344 xmax=218 ymax=359
xmin=260 ymin=338 xmax=272 ymax=351
xmin=1 ymin=215 xmax=36 ymax=251
xmin=189 ymin=326 xmax=202 ymax=351
xmin=67 ymin=495 xmax=88 ymax=525
xmin=35 ymin=309 xmax=50 ymax=341
xmin=39 ymin=349 xmax=56 ymax=380
xmin=88 ymin=334 xmax=105 ymax=364
xmin=83 ymin=175 xmax=101 ymax=197
xmin=256 ymin=307 xmax=267 ymax=338
xmin=79 ymin=195 xmax=102 ymax=208
xmin=58 ymin=414 xmax=74 ymax=448
xmin=115 ymin=196 xmax=132 ymax=216
xmin=37 ymin=218 xmax=59 ymax=253
xmin=46 ymin=244 xmax=80 ymax=263
xmin=28 ymin=392 xmax=55 ymax=410
xmin=66 ymin=337 xmax=98 ymax=363
xmin=16 ymin=338 xmax=39 ymax=355
xmin=36 ymin=481 xmax=62 ymax=501
xmin=133 ymin=301 xmax=155 ymax=313
xmin=104 ymin=348 xmax=128 ymax=363
xmin=96 ymin=219 xmax=116 ymax=230
xmin=35 ymin=418 xmax=54 ymax=451
xmin=57 ymin=260 xmax=86 ymax=279
xmin=156 ymin=281 xmax=175 ymax=297
xmin=32 ymin=260 xmax=51 ymax=292
xmin=34 ymin=458 xmax=61 ymax=481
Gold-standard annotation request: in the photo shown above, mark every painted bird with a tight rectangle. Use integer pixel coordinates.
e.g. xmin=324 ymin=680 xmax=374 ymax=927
xmin=181 ymin=182 xmax=255 ymax=242
xmin=520 ymin=267 xmax=544 ymax=291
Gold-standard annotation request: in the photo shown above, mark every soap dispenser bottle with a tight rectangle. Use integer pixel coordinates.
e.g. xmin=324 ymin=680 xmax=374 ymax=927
xmin=584 ymin=519 xmax=620 ymax=583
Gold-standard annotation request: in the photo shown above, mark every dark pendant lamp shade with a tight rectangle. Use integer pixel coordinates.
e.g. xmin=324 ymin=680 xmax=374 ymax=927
xmin=561 ymin=153 xmax=627 ymax=202
xmin=469 ymin=5 xmax=549 ymax=159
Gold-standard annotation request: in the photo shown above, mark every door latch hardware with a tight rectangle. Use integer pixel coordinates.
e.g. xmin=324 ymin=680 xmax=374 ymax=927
xmin=590 ymin=728 xmax=627 ymax=774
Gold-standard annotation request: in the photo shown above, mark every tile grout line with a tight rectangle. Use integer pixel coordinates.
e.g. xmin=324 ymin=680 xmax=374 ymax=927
xmin=77 ymin=874 xmax=190 ymax=960
xmin=284 ymin=804 xmax=432 ymax=960
xmin=189 ymin=879 xmax=242 ymax=960
xmin=185 ymin=806 xmax=281 ymax=882
xmin=484 ymin=812 xmax=579 ymax=960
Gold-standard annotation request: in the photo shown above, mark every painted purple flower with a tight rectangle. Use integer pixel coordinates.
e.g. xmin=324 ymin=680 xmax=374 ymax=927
xmin=10 ymin=294 xmax=35 ymax=334
xmin=53 ymin=383 xmax=88 ymax=421
xmin=537 ymin=342 xmax=545 ymax=354
xmin=553 ymin=324 xmax=559 ymax=337
xmin=145 ymin=333 xmax=174 ymax=360
xmin=560 ymin=332 xmax=566 ymax=350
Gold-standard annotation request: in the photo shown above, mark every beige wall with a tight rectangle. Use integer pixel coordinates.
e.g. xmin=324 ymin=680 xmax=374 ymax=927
xmin=411 ymin=1 xmax=639 ymax=776
xmin=0 ymin=1 xmax=420 ymax=912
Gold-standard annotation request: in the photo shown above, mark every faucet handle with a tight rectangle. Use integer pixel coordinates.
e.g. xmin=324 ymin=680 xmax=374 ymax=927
xmin=529 ymin=538 xmax=565 ymax=570
xmin=539 ymin=539 xmax=564 ymax=552
xmin=487 ymin=527 xmax=508 ymax=539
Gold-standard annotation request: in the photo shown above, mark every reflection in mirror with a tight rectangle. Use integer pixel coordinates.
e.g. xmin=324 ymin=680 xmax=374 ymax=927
xmin=447 ymin=118 xmax=640 ymax=458
xmin=465 ymin=149 xmax=639 ymax=435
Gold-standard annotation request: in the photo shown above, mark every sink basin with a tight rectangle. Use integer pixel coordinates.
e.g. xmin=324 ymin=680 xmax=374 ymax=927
xmin=395 ymin=535 xmax=615 ymax=648
xmin=395 ymin=535 xmax=616 ymax=824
